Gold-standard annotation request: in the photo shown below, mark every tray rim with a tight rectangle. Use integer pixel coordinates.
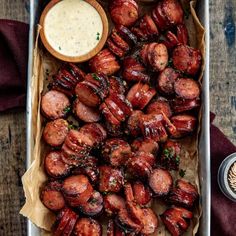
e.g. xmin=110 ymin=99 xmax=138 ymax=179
xmin=26 ymin=0 xmax=211 ymax=235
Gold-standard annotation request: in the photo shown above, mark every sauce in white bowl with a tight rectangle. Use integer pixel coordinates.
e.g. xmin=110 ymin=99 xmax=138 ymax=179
xmin=40 ymin=0 xmax=108 ymax=62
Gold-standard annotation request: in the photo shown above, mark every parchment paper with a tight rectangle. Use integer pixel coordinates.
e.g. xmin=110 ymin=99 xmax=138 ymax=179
xmin=20 ymin=1 xmax=205 ymax=235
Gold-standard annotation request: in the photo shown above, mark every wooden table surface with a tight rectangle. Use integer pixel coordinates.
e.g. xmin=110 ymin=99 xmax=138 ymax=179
xmin=0 ymin=0 xmax=235 ymax=235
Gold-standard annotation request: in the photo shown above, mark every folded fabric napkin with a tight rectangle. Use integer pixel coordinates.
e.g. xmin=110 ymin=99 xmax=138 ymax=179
xmin=0 ymin=19 xmax=28 ymax=111
xmin=0 ymin=19 xmax=235 ymax=236
xmin=210 ymin=113 xmax=236 ymax=236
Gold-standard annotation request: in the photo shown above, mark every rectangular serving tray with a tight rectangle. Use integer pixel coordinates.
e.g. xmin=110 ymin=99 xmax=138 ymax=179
xmin=26 ymin=0 xmax=210 ymax=235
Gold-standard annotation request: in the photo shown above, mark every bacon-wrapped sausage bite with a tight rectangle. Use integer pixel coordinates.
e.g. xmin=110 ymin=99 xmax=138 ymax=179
xmin=73 ymin=218 xmax=102 ymax=236
xmin=172 ymin=45 xmax=202 ymax=76
xmin=123 ymin=57 xmax=150 ymax=83
xmin=80 ymin=123 xmax=107 ymax=147
xmin=127 ymin=83 xmax=156 ymax=110
xmin=41 ymin=90 xmax=71 ymax=120
xmin=139 ymin=113 xmax=168 ymax=143
xmin=75 ymin=73 xmax=109 ymax=107
xmin=110 ymin=0 xmax=139 ymax=27
xmin=127 ymin=152 xmax=155 ymax=178
xmin=167 ymin=179 xmax=199 ymax=208
xmin=170 ymin=114 xmax=197 ymax=138
xmin=41 ymin=181 xmax=65 ymax=212
xmin=62 ymin=129 xmax=93 ymax=165
xmin=160 ymin=207 xmax=193 ymax=236
xmin=104 ymin=94 xmax=133 ymax=122
xmin=89 ymin=49 xmax=120 ymax=76
xmin=102 ymin=138 xmax=132 ymax=167
xmin=50 ymin=63 xmax=85 ymax=98
xmin=171 ymin=97 xmax=201 ymax=114
xmin=53 ymin=207 xmax=78 ymax=236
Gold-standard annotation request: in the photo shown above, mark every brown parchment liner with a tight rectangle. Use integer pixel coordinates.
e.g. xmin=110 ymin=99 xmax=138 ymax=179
xmin=20 ymin=0 xmax=205 ymax=235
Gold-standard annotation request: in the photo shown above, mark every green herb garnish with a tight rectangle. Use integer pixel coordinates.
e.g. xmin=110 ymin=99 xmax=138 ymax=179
xmin=96 ymin=32 xmax=100 ymax=40
xmin=68 ymin=124 xmax=77 ymax=130
xmin=89 ymin=198 xmax=98 ymax=205
xmin=91 ymin=73 xmax=100 ymax=81
xmin=179 ymin=169 xmax=186 ymax=178
xmin=59 ymin=46 xmax=62 ymax=50
xmin=63 ymin=106 xmax=71 ymax=114
xmin=109 ymin=179 xmax=117 ymax=187
xmin=175 ymin=155 xmax=180 ymax=164
xmin=163 ymin=148 xmax=174 ymax=159
xmin=167 ymin=58 xmax=173 ymax=67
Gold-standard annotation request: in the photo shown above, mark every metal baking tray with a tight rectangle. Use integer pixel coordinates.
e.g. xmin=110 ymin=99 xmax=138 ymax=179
xmin=26 ymin=0 xmax=210 ymax=235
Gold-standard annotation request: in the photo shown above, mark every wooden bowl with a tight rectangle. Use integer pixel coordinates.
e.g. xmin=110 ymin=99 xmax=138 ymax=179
xmin=39 ymin=0 xmax=109 ymax=62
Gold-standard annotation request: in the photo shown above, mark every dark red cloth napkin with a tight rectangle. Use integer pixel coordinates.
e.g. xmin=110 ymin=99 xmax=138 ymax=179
xmin=211 ymin=113 xmax=236 ymax=236
xmin=0 ymin=19 xmax=236 ymax=236
xmin=0 ymin=19 xmax=29 ymax=111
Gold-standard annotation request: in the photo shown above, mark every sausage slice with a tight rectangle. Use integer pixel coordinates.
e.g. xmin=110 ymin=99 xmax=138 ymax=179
xmin=146 ymin=97 xmax=172 ymax=118
xmin=44 ymin=151 xmax=71 ymax=178
xmin=174 ymin=78 xmax=200 ymax=100
xmin=54 ymin=207 xmax=78 ymax=236
xmin=171 ymin=115 xmax=197 ymax=138
xmin=41 ymin=182 xmax=65 ymax=211
xmin=62 ymin=175 xmax=93 ymax=206
xmin=102 ymin=138 xmax=132 ymax=167
xmin=127 ymin=202 xmax=158 ymax=235
xmin=80 ymin=191 xmax=103 ymax=216
xmin=160 ymin=207 xmax=193 ymax=236
xmin=41 ymin=90 xmax=70 ymax=120
xmin=150 ymin=43 xmax=168 ymax=72
xmin=73 ymin=99 xmax=101 ymax=123
xmin=172 ymin=45 xmax=202 ymax=76
xmin=131 ymin=138 xmax=159 ymax=155
xmin=43 ymin=119 xmax=69 ymax=147
xmin=99 ymin=166 xmax=124 ymax=193
xmin=73 ymin=218 xmax=102 ymax=236
xmin=157 ymin=67 xmax=180 ymax=96
xmin=110 ymin=1 xmax=139 ymax=27
xmin=127 ymin=110 xmax=143 ymax=136
xmin=116 ymin=209 xmax=142 ymax=234
xmin=104 ymin=194 xmax=126 ymax=216
xmin=149 ymin=168 xmax=173 ymax=196
xmin=132 ymin=181 xmax=152 ymax=206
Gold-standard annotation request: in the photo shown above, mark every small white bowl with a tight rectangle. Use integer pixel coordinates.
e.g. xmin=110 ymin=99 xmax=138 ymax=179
xmin=218 ymin=152 xmax=236 ymax=202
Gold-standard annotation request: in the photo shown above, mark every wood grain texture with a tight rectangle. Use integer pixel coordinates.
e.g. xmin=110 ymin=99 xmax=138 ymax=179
xmin=210 ymin=0 xmax=236 ymax=145
xmin=0 ymin=0 xmax=235 ymax=235
xmin=0 ymin=1 xmax=28 ymax=235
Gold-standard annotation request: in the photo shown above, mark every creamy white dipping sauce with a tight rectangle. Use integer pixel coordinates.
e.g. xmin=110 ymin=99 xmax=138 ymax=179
xmin=44 ymin=0 xmax=103 ymax=57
